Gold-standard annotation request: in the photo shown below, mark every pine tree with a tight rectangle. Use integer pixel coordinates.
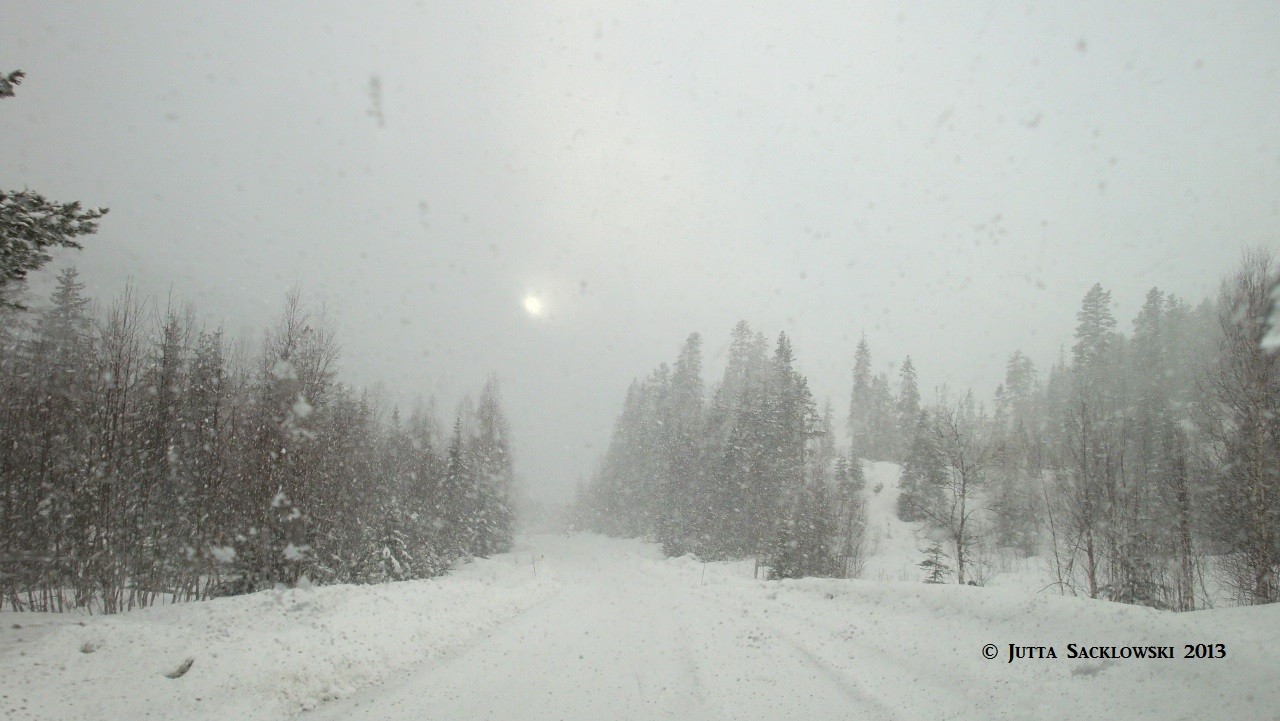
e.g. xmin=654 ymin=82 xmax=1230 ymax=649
xmin=867 ymin=372 xmax=896 ymax=461
xmin=470 ymin=376 xmax=516 ymax=556
xmin=136 ymin=307 xmax=193 ymax=603
xmin=14 ymin=269 xmax=94 ymax=608
xmin=896 ymin=356 xmax=921 ymax=459
xmin=374 ymin=491 xmax=414 ymax=583
xmin=1 ymin=73 xmax=108 ymax=306
xmin=0 ymin=70 xmax=23 ymax=98
xmin=769 ymin=477 xmax=837 ymax=580
xmin=659 ymin=333 xmax=705 ymax=556
xmin=833 ymin=455 xmax=867 ymax=577
xmin=990 ymin=350 xmax=1041 ymax=556
xmin=754 ymin=334 xmax=801 ymax=568
xmin=704 ymin=321 xmax=771 ymax=557
xmin=848 ymin=335 xmax=872 ymax=459
xmin=919 ymin=542 xmax=951 ymax=584
xmin=896 ymin=411 xmax=944 ymax=522
xmin=1116 ymin=288 xmax=1180 ymax=608
xmin=175 ymin=328 xmax=230 ymax=596
xmin=1059 ymin=282 xmax=1121 ymax=599
xmin=440 ymin=415 xmax=473 ymax=559
xmin=1072 ymin=283 xmax=1117 ymax=368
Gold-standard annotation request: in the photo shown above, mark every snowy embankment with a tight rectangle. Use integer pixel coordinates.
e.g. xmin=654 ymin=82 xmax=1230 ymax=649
xmin=0 ymin=547 xmax=559 ymax=721
xmin=643 ymin=550 xmax=1280 ymax=720
xmin=628 ymin=459 xmax=1280 ymax=719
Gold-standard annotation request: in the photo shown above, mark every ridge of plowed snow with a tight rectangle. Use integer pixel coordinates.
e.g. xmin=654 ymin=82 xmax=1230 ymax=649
xmin=646 ymin=539 xmax=1280 ymax=720
xmin=0 ymin=550 xmax=559 ymax=721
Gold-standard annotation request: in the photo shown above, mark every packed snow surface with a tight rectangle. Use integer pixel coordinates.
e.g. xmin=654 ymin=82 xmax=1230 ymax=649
xmin=0 ymin=552 xmax=558 ymax=720
xmin=4 ymin=533 xmax=1276 ymax=720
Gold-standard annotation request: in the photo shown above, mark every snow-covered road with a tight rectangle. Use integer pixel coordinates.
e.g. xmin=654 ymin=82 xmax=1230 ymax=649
xmin=307 ymin=535 xmax=892 ymax=721
xmin=305 ymin=535 xmax=1280 ymax=721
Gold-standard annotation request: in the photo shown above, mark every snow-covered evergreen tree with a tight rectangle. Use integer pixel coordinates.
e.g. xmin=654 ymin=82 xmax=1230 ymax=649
xmin=469 ymin=376 xmax=517 ymax=556
xmin=919 ymin=542 xmax=951 ymax=584
xmin=896 ymin=356 xmax=921 ymax=459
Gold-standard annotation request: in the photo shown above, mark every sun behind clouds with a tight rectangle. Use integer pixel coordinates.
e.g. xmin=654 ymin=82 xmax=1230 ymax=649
xmin=523 ymin=294 xmax=544 ymax=317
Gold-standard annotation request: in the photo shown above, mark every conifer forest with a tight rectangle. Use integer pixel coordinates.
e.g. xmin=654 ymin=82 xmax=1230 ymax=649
xmin=3 ymin=3 xmax=1280 ymax=719
xmin=576 ymin=253 xmax=1280 ymax=609
xmin=0 ymin=274 xmax=516 ymax=611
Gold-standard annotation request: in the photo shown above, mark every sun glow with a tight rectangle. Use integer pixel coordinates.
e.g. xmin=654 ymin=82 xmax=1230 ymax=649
xmin=523 ymin=294 xmax=544 ymax=317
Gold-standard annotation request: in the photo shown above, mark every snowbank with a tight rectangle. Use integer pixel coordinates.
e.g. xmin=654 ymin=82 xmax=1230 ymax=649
xmin=639 ymin=460 xmax=1279 ymax=718
xmin=0 ymin=548 xmax=559 ymax=721
xmin=645 ymin=544 xmax=1280 ymax=720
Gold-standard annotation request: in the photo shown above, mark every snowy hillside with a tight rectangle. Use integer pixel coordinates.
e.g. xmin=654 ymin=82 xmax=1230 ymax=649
xmin=858 ymin=460 xmax=1048 ymax=590
xmin=4 ymin=534 xmax=1278 ymax=720
xmin=859 ymin=460 xmax=927 ymax=582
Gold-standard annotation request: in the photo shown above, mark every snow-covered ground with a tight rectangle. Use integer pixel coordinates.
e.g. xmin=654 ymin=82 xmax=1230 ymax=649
xmin=650 ymin=549 xmax=1280 ymax=720
xmin=3 ymin=467 xmax=1277 ymax=720
xmin=860 ymin=459 xmax=933 ymax=582
xmin=859 ymin=460 xmax=1241 ymax=604
xmin=5 ymin=533 xmax=1276 ymax=720
xmin=0 ymin=551 xmax=559 ymax=720
xmin=859 ymin=460 xmax=1049 ymax=591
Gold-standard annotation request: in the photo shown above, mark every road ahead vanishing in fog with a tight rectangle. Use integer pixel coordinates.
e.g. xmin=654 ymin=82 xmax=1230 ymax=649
xmin=304 ymin=536 xmax=898 ymax=721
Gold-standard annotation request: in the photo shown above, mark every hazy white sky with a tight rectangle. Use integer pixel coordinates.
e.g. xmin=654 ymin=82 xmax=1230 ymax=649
xmin=3 ymin=1 xmax=1278 ymax=500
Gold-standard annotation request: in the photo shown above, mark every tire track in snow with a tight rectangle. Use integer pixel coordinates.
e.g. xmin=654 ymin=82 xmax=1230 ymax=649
xmin=673 ymin=583 xmax=906 ymax=721
xmin=780 ymin=636 xmax=904 ymax=721
xmin=304 ymin=537 xmax=970 ymax=721
xmin=757 ymin=591 xmax=993 ymax=718
xmin=646 ymin=560 xmax=978 ymax=721
xmin=652 ymin=568 xmax=901 ymax=721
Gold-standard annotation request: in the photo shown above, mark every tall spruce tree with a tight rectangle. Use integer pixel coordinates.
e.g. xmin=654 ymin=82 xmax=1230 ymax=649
xmin=470 ymin=375 xmax=517 ymax=556
xmin=897 ymin=410 xmax=944 ymax=523
xmin=1059 ymin=282 xmax=1121 ymax=599
xmin=897 ymin=356 xmax=921 ymax=459
xmin=990 ymin=350 xmax=1041 ymax=556
xmin=848 ymin=335 xmax=872 ymax=459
